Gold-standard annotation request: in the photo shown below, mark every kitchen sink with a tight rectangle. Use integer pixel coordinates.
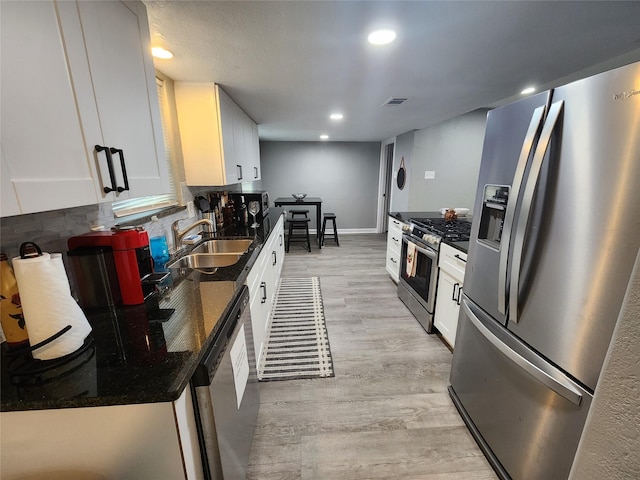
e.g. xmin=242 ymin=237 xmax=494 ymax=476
xmin=190 ymin=239 xmax=254 ymax=255
xmin=167 ymin=253 xmax=242 ymax=270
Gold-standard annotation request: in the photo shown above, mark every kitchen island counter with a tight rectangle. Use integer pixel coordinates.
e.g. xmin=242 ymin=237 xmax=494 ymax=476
xmin=0 ymin=209 xmax=284 ymax=412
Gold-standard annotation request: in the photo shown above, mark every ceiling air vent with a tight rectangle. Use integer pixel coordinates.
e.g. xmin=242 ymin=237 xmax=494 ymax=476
xmin=382 ymin=97 xmax=408 ymax=106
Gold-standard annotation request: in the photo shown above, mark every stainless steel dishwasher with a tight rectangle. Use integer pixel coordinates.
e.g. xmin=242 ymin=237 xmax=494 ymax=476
xmin=192 ymin=285 xmax=260 ymax=480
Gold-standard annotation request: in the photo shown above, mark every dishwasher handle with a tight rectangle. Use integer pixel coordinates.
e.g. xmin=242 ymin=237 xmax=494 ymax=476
xmin=192 ymin=286 xmax=250 ymax=386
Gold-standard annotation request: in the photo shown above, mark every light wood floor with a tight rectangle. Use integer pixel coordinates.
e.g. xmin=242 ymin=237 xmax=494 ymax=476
xmin=247 ymin=234 xmax=497 ymax=479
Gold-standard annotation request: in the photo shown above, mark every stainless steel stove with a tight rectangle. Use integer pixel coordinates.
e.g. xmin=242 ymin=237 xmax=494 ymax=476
xmin=398 ymin=217 xmax=472 ymax=333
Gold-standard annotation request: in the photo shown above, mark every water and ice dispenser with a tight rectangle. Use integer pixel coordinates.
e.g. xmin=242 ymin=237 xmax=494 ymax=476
xmin=477 ymin=185 xmax=509 ymax=249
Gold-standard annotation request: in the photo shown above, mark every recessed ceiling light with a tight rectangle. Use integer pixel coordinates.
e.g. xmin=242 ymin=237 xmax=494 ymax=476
xmin=152 ymin=47 xmax=174 ymax=59
xmin=521 ymin=86 xmax=536 ymax=95
xmin=330 ymin=113 xmax=343 ymax=121
xmin=368 ymin=29 xmax=396 ymax=45
xmin=320 ymin=134 xmax=329 ymax=140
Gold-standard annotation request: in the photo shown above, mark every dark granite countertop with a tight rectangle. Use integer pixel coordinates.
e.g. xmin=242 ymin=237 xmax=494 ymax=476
xmin=446 ymin=241 xmax=470 ymax=254
xmin=0 ymin=209 xmax=285 ymax=412
xmin=389 ymin=211 xmax=472 ymax=254
xmin=389 ymin=211 xmax=443 ymax=223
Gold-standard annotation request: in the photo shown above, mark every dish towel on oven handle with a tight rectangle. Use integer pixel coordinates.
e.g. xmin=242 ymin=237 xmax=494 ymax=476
xmin=406 ymin=241 xmax=417 ymax=278
xmin=12 ymin=243 xmax=92 ymax=360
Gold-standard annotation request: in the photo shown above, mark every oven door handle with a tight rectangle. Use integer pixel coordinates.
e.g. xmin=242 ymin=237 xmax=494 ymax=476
xmin=402 ymin=235 xmax=437 ymax=260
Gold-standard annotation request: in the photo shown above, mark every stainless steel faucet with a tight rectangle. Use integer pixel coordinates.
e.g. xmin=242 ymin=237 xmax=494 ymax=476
xmin=171 ymin=218 xmax=214 ymax=248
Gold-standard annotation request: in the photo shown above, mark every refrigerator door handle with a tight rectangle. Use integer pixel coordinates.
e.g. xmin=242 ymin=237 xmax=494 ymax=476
xmin=462 ymin=298 xmax=582 ymax=406
xmin=498 ymin=105 xmax=547 ymax=315
xmin=509 ymin=101 xmax=564 ymax=323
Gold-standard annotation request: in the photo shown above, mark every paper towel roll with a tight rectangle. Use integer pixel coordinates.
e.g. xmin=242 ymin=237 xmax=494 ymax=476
xmin=12 ymin=252 xmax=92 ymax=360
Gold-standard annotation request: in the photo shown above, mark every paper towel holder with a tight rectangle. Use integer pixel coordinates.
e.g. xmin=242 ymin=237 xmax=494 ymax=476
xmin=19 ymin=241 xmax=43 ymax=259
xmin=5 ymin=333 xmax=95 ymax=380
xmin=5 ymin=324 xmax=72 ymax=356
xmin=14 ymin=242 xmax=79 ymax=357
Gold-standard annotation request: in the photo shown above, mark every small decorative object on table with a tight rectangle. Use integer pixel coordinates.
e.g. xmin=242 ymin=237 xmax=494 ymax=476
xmin=291 ymin=193 xmax=307 ymax=201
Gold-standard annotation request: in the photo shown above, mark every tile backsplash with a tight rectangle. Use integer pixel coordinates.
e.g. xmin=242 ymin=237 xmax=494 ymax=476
xmin=0 ymin=202 xmax=190 ymax=263
xmin=0 ymin=183 xmax=252 ymax=264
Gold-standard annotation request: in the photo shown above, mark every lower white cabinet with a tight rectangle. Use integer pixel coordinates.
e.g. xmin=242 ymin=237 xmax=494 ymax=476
xmin=434 ymin=243 xmax=467 ymax=348
xmin=386 ymin=216 xmax=406 ymax=283
xmin=0 ymin=388 xmax=203 ymax=480
xmin=246 ymin=215 xmax=285 ymax=367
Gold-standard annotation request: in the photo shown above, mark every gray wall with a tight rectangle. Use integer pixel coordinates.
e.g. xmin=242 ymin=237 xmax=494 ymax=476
xmin=409 ymin=109 xmax=488 ymax=214
xmin=259 ymin=141 xmax=381 ymax=232
xmin=389 ymin=131 xmax=414 ymax=213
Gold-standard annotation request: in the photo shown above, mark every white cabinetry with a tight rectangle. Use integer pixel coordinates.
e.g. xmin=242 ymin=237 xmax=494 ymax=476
xmin=386 ymin=216 xmax=406 ymax=283
xmin=247 ymin=122 xmax=262 ymax=181
xmin=0 ymin=0 xmax=169 ymax=217
xmin=433 ymin=243 xmax=467 ymax=348
xmin=1 ymin=148 xmax=20 ymax=218
xmin=174 ymin=83 xmax=261 ymax=186
xmin=246 ymin=215 xmax=285 ymax=367
xmin=0 ymin=388 xmax=203 ymax=480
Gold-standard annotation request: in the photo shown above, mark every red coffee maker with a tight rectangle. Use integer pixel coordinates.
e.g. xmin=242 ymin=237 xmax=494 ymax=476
xmin=68 ymin=227 xmax=153 ymax=307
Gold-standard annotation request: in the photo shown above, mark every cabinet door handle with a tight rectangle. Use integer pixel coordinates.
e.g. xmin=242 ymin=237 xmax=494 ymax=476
xmin=390 ymin=257 xmax=397 ymax=264
xmin=392 ymin=236 xmax=399 ymax=242
xmin=254 ymin=166 xmax=258 ymax=178
xmin=109 ymin=148 xmax=130 ymax=193
xmin=457 ymin=286 xmax=463 ymax=305
xmin=454 ymin=254 xmax=466 ymax=263
xmin=237 ymin=164 xmax=243 ymax=180
xmin=272 ymin=250 xmax=277 ymax=266
xmin=279 ymin=234 xmax=283 ymax=246
xmin=452 ymin=282 xmax=460 ymax=301
xmin=95 ymin=145 xmax=118 ymax=194
xmin=260 ymin=282 xmax=267 ymax=303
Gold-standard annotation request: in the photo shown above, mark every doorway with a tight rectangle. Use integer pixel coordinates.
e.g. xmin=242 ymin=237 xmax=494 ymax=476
xmin=378 ymin=140 xmax=395 ymax=232
xmin=383 ymin=143 xmax=396 ymax=232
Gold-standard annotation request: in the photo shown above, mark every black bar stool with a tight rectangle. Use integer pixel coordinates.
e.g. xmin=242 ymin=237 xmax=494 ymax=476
xmin=321 ymin=213 xmax=339 ymax=246
xmin=290 ymin=209 xmax=309 ymax=218
xmin=286 ymin=217 xmax=311 ymax=252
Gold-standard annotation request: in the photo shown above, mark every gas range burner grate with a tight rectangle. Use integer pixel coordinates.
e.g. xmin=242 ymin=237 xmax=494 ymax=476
xmin=411 ymin=218 xmax=472 ymax=242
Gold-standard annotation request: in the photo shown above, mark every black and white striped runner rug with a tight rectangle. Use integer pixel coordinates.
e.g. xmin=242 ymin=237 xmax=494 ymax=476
xmin=258 ymin=277 xmax=334 ymax=381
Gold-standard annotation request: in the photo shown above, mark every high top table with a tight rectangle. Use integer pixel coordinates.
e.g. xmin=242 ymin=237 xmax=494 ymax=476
xmin=274 ymin=197 xmax=323 ymax=248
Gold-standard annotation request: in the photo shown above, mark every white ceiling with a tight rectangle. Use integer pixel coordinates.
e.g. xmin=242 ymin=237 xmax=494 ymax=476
xmin=144 ymin=1 xmax=640 ymax=142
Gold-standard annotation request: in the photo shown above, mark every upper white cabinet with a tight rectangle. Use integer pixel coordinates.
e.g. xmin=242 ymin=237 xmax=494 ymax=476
xmin=1 ymin=148 xmax=21 ymax=218
xmin=0 ymin=0 xmax=169 ymax=217
xmin=247 ymin=122 xmax=262 ymax=181
xmin=174 ymin=83 xmax=261 ymax=186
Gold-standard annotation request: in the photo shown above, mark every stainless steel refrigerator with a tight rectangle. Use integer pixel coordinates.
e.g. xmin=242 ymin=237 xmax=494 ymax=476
xmin=449 ymin=61 xmax=640 ymax=480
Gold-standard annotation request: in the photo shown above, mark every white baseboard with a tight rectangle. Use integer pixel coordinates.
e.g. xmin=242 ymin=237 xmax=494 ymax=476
xmin=309 ymin=228 xmax=378 ymax=235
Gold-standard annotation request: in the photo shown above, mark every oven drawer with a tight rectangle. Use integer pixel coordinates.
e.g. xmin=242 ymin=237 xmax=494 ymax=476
xmin=439 ymin=243 xmax=467 ymax=282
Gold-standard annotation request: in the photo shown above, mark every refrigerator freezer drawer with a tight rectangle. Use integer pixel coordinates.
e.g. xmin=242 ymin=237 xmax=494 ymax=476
xmin=450 ymin=297 xmax=592 ymax=480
